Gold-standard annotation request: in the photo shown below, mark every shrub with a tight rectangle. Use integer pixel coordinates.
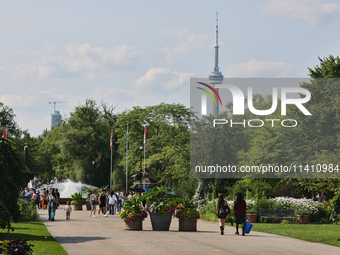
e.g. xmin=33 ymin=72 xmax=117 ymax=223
xmin=273 ymin=182 xmax=303 ymax=198
xmin=17 ymin=198 xmax=37 ymax=222
xmin=226 ymin=179 xmax=273 ymax=199
xmin=329 ymin=186 xmax=340 ymax=222
xmin=71 ymin=192 xmax=83 ymax=205
xmin=199 ymin=200 xmax=218 ymax=222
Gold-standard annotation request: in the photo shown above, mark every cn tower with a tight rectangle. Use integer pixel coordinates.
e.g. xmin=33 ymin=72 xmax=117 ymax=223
xmin=209 ymin=12 xmax=224 ymax=117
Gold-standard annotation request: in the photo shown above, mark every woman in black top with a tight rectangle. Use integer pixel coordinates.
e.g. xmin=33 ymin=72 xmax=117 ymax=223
xmin=98 ymin=190 xmax=108 ymax=217
xmin=216 ymin=193 xmax=229 ymax=235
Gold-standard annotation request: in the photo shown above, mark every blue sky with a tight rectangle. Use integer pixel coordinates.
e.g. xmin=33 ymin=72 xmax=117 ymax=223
xmin=1 ymin=0 xmax=340 ymax=136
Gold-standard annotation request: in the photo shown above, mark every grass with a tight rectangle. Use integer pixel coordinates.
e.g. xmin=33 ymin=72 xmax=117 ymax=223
xmin=251 ymin=223 xmax=340 ymax=247
xmin=0 ymin=222 xmax=68 ymax=255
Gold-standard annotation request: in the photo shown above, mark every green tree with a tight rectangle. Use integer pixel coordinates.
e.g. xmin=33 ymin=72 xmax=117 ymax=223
xmin=38 ymin=99 xmax=118 ymax=187
xmin=114 ymin=103 xmax=192 ymax=192
xmin=0 ymin=138 xmax=26 ymax=232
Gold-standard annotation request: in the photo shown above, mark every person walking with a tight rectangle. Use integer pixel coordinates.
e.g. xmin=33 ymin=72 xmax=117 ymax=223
xmin=64 ymin=201 xmax=72 ymax=220
xmin=234 ymin=192 xmax=247 ymax=236
xmin=216 ymin=193 xmax=230 ymax=235
xmin=108 ymin=191 xmax=117 ymax=215
xmin=89 ymin=190 xmax=98 ymax=217
xmin=34 ymin=191 xmax=41 ymax=209
xmin=48 ymin=189 xmax=59 ymax=221
xmin=42 ymin=191 xmax=48 ymax=209
xmin=114 ymin=191 xmax=119 ymax=214
xmin=117 ymin=189 xmax=123 ymax=213
xmin=98 ymin=190 xmax=108 ymax=217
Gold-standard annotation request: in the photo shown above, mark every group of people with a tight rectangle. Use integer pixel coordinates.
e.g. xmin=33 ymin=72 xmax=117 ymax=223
xmin=216 ymin=192 xmax=247 ymax=236
xmin=30 ymin=176 xmax=62 ymax=189
xmin=22 ymin=187 xmax=61 ymax=221
xmin=89 ymin=189 xmax=139 ymax=217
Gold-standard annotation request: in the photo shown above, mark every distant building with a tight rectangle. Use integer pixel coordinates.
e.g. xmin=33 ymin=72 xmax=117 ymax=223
xmin=51 ymin=110 xmax=61 ymax=129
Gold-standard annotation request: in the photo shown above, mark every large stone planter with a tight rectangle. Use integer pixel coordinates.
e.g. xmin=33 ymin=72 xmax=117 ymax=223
xmin=73 ymin=203 xmax=82 ymax=210
xmin=149 ymin=212 xmax=173 ymax=231
xmin=124 ymin=218 xmax=143 ymax=230
xmin=178 ymin=218 xmax=197 ymax=231
xmin=246 ymin=214 xmax=257 ymax=223
xmin=297 ymin=215 xmax=309 ymax=224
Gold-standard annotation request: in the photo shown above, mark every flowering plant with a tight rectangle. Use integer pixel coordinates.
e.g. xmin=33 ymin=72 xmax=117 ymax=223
xmin=142 ymin=186 xmax=180 ymax=216
xmin=119 ymin=195 xmax=148 ymax=223
xmin=175 ymin=197 xmax=200 ymax=220
xmin=0 ymin=239 xmax=34 ymax=255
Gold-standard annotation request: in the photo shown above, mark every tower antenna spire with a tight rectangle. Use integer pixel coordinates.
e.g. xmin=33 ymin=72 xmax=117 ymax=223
xmin=216 ymin=11 xmax=218 ymax=45
xmin=209 ymin=12 xmax=224 ymax=117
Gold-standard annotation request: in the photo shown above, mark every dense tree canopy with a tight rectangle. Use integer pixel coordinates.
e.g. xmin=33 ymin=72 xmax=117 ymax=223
xmin=0 ymin=138 xmax=26 ymax=230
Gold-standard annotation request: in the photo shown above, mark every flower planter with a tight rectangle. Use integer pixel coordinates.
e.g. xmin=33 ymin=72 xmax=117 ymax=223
xmin=246 ymin=214 xmax=257 ymax=223
xmin=73 ymin=203 xmax=82 ymax=210
xmin=149 ymin=212 xmax=173 ymax=231
xmin=124 ymin=217 xmax=143 ymax=230
xmin=297 ymin=215 xmax=309 ymax=224
xmin=85 ymin=201 xmax=91 ymax=210
xmin=178 ymin=218 xmax=197 ymax=231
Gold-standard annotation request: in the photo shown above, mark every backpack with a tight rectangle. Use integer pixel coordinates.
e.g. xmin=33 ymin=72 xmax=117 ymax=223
xmin=219 ymin=206 xmax=227 ymax=218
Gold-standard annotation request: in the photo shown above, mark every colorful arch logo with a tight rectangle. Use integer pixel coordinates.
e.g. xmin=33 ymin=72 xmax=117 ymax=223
xmin=196 ymin=82 xmax=223 ymax=106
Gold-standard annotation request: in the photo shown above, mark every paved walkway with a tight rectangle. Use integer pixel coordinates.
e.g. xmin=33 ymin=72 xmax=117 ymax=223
xmin=38 ymin=207 xmax=339 ymax=255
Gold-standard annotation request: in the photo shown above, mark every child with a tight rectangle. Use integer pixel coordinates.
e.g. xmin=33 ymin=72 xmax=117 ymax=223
xmin=64 ymin=201 xmax=72 ymax=220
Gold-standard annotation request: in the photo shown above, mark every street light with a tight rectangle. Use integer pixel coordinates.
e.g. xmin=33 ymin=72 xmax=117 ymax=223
xmin=139 ymin=145 xmax=143 ymax=188
xmin=24 ymin=143 xmax=29 ymax=167
xmin=159 ymin=160 xmax=162 ymax=185
xmin=91 ymin=161 xmax=94 ymax=186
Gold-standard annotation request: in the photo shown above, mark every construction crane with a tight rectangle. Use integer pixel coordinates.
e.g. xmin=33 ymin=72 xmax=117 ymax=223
xmin=48 ymin=101 xmax=69 ymax=112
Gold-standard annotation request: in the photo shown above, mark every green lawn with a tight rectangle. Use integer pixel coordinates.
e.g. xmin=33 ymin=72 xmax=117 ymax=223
xmin=251 ymin=223 xmax=340 ymax=247
xmin=0 ymin=222 xmax=67 ymax=255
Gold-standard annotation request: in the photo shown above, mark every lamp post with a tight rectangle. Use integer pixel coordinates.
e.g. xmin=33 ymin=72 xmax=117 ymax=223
xmin=159 ymin=160 xmax=162 ymax=185
xmin=24 ymin=143 xmax=29 ymax=167
xmin=91 ymin=161 xmax=94 ymax=186
xmin=139 ymin=145 xmax=143 ymax=188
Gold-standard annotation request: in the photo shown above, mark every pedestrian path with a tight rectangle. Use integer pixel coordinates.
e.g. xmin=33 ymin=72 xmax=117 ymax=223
xmin=38 ymin=207 xmax=339 ymax=255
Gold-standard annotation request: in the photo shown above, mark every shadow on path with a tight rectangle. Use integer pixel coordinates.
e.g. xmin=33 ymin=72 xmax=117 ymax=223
xmin=55 ymin=236 xmax=108 ymax=244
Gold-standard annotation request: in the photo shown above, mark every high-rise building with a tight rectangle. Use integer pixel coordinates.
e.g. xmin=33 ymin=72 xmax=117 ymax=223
xmin=209 ymin=12 xmax=224 ymax=117
xmin=51 ymin=110 xmax=61 ymax=129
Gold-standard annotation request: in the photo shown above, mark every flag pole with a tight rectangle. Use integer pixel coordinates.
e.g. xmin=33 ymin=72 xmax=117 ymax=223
xmin=110 ymin=127 xmax=113 ymax=191
xmin=126 ymin=124 xmax=128 ymax=193
xmin=143 ymin=124 xmax=148 ymax=191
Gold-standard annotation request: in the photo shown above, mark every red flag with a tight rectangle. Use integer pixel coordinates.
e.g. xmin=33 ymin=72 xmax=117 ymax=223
xmin=110 ymin=131 xmax=113 ymax=151
xmin=2 ymin=129 xmax=7 ymax=139
xmin=143 ymin=126 xmax=147 ymax=148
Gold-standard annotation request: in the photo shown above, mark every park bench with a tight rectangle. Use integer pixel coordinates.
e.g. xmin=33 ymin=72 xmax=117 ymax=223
xmin=260 ymin=209 xmax=296 ymax=223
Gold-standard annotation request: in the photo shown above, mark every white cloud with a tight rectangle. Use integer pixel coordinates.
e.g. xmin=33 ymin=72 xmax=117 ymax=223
xmin=260 ymin=0 xmax=340 ymax=25
xmin=0 ymin=43 xmax=141 ymax=81
xmin=161 ymin=28 xmax=212 ymax=63
xmin=0 ymin=87 xmax=66 ymax=107
xmin=133 ymin=68 xmax=194 ymax=90
xmin=226 ymin=59 xmax=297 ymax=77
